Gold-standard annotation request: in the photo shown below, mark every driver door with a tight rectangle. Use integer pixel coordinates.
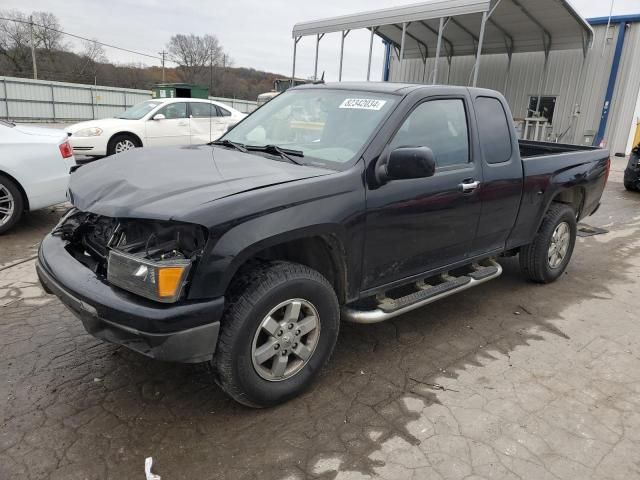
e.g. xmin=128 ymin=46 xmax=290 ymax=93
xmin=362 ymin=96 xmax=483 ymax=290
xmin=145 ymin=102 xmax=190 ymax=146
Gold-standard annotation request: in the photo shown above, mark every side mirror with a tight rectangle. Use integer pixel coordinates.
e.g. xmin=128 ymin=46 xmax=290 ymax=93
xmin=378 ymin=147 xmax=436 ymax=182
xmin=152 ymin=113 xmax=166 ymax=121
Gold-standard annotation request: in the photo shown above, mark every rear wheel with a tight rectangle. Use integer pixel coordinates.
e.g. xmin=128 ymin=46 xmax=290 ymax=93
xmin=519 ymin=203 xmax=577 ymax=283
xmin=0 ymin=175 xmax=24 ymax=235
xmin=214 ymin=261 xmax=340 ymax=407
xmin=107 ymin=134 xmax=140 ymax=156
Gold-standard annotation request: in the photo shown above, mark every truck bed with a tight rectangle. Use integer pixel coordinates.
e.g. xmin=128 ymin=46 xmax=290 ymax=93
xmin=519 ymin=139 xmax=600 ymax=158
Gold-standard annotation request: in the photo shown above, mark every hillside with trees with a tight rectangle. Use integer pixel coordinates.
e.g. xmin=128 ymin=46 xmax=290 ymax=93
xmin=0 ymin=9 xmax=283 ymax=100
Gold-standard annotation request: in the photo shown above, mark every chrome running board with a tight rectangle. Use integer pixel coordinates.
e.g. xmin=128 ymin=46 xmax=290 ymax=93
xmin=342 ymin=259 xmax=502 ymax=324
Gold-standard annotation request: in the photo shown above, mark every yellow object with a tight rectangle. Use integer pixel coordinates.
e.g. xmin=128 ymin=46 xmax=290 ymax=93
xmin=634 ymin=119 xmax=640 ymax=148
xmin=158 ymin=267 xmax=186 ymax=298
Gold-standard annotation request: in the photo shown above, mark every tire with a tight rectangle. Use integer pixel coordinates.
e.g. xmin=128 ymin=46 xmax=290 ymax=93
xmin=214 ymin=261 xmax=340 ymax=408
xmin=0 ymin=175 xmax=24 ymax=235
xmin=519 ymin=203 xmax=577 ymax=284
xmin=624 ymin=179 xmax=636 ymax=192
xmin=107 ymin=134 xmax=140 ymax=156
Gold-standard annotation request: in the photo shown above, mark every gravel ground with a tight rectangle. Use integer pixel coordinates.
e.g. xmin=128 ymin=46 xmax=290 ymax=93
xmin=1 ymin=158 xmax=639 ymax=480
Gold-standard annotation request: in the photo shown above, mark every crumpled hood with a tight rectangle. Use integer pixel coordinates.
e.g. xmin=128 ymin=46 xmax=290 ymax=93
xmin=68 ymin=145 xmax=332 ymax=221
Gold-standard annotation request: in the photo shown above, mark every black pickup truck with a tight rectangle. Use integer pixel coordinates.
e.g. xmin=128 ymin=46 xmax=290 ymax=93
xmin=37 ymin=83 xmax=610 ymax=407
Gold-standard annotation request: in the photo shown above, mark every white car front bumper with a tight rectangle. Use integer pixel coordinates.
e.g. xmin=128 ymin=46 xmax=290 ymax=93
xmin=68 ymin=134 xmax=109 ymax=156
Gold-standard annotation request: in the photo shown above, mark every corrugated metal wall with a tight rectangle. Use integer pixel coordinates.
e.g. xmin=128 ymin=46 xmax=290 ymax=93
xmin=389 ymin=22 xmax=640 ymax=155
xmin=0 ymin=76 xmax=258 ymax=122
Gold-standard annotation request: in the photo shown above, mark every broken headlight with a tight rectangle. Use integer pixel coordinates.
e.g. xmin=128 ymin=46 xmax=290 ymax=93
xmin=107 ymin=250 xmax=192 ymax=303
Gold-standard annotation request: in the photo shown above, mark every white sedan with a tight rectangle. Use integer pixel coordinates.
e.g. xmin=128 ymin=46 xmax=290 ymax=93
xmin=0 ymin=120 xmax=76 ymax=234
xmin=66 ymin=98 xmax=246 ymax=157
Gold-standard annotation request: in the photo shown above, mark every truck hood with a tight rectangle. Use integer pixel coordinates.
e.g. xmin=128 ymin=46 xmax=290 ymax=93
xmin=68 ymin=145 xmax=332 ymax=221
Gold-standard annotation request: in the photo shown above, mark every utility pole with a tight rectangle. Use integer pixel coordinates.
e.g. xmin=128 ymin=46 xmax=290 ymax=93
xmin=29 ymin=15 xmax=37 ymax=79
xmin=158 ymin=50 xmax=166 ymax=82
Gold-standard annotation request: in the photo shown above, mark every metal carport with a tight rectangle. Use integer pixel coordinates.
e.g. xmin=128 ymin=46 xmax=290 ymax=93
xmin=291 ymin=0 xmax=593 ymax=87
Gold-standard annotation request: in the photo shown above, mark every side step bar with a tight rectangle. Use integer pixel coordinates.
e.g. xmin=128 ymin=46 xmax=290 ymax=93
xmin=342 ymin=260 xmax=502 ymax=324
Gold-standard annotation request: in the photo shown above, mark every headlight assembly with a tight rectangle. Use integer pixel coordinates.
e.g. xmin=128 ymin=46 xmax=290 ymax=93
xmin=107 ymin=249 xmax=191 ymax=303
xmin=73 ymin=127 xmax=103 ymax=137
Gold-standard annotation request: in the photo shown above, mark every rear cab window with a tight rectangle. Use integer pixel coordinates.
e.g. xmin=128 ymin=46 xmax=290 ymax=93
xmin=474 ymin=96 xmax=513 ymax=164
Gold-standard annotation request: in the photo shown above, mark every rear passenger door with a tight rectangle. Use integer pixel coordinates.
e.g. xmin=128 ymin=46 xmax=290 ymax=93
xmin=469 ymin=95 xmax=523 ymax=256
xmin=362 ymin=95 xmax=483 ymax=290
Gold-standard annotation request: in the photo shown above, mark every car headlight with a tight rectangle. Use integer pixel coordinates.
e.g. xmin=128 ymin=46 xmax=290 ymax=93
xmin=107 ymin=249 xmax=192 ymax=303
xmin=73 ymin=127 xmax=103 ymax=137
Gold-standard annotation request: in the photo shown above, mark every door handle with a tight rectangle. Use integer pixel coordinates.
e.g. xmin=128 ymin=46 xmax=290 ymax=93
xmin=460 ymin=180 xmax=480 ymax=193
xmin=177 ymin=121 xmax=188 ymax=126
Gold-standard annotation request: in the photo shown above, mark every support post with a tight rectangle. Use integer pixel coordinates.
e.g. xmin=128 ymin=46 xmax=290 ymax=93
xmin=291 ymin=36 xmax=300 ymax=85
xmin=314 ymin=33 xmax=324 ymax=81
xmin=339 ymin=30 xmax=349 ymax=81
xmin=29 ymin=15 xmax=37 ymax=80
xmin=534 ymin=52 xmax=550 ymax=119
xmin=399 ymin=22 xmax=407 ymax=72
xmin=367 ymin=28 xmax=376 ymax=81
xmin=433 ymin=17 xmax=444 ymax=84
xmin=472 ymin=11 xmax=488 ymax=87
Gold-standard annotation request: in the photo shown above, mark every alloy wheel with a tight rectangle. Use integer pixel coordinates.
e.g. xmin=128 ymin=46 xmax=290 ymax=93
xmin=251 ymin=299 xmax=321 ymax=381
xmin=548 ymin=221 xmax=570 ymax=269
xmin=0 ymin=184 xmax=15 ymax=227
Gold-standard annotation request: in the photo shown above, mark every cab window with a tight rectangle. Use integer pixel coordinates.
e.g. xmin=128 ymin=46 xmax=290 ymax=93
xmin=389 ymin=99 xmax=470 ymax=167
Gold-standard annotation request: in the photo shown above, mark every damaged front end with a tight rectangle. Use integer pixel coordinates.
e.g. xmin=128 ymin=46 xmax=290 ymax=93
xmin=53 ymin=210 xmax=208 ymax=303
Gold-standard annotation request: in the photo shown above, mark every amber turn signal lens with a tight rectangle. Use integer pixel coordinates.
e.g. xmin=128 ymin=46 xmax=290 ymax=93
xmin=158 ymin=267 xmax=187 ymax=298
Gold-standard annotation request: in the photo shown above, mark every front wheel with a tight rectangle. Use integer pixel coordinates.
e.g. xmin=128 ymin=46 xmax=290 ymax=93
xmin=214 ymin=261 xmax=340 ymax=407
xmin=519 ymin=203 xmax=577 ymax=283
xmin=107 ymin=134 xmax=140 ymax=156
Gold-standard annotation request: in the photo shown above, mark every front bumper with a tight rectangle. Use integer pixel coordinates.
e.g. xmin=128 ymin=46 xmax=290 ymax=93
xmin=68 ymin=135 xmax=108 ymax=156
xmin=37 ymin=233 xmax=224 ymax=363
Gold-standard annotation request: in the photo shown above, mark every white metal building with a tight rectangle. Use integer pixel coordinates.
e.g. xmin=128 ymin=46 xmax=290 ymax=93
xmin=292 ymin=1 xmax=640 ymax=155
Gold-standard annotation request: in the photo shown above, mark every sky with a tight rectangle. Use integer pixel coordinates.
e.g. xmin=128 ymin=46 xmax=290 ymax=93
xmin=2 ymin=0 xmax=639 ymax=84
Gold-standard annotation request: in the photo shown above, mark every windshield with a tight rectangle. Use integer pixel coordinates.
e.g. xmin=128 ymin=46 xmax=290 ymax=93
xmin=223 ymin=88 xmax=398 ymax=168
xmin=116 ymin=100 xmax=163 ymax=120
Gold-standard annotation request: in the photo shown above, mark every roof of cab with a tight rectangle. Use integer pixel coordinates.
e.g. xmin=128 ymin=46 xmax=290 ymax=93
xmin=294 ymin=81 xmax=476 ymax=96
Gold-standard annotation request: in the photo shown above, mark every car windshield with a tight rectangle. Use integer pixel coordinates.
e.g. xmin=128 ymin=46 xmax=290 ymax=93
xmin=116 ymin=100 xmax=163 ymax=120
xmin=223 ymin=88 xmax=398 ymax=168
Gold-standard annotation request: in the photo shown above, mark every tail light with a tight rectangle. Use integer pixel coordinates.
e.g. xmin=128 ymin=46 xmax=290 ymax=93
xmin=59 ymin=141 xmax=73 ymax=159
xmin=604 ymin=157 xmax=611 ymax=185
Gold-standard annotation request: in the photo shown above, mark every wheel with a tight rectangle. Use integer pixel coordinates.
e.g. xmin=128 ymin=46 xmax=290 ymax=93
xmin=214 ymin=261 xmax=340 ymax=407
xmin=519 ymin=203 xmax=577 ymax=284
xmin=624 ymin=179 xmax=637 ymax=191
xmin=107 ymin=134 xmax=140 ymax=156
xmin=0 ymin=175 xmax=24 ymax=234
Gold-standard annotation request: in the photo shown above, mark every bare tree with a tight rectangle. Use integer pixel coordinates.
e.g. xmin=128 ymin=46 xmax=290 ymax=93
xmin=31 ymin=11 xmax=65 ymax=51
xmin=0 ymin=10 xmax=32 ymax=74
xmin=166 ymin=33 xmax=225 ymax=83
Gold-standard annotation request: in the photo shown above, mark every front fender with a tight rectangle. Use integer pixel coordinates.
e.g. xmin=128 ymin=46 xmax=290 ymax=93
xmin=186 ymin=166 xmax=366 ymax=300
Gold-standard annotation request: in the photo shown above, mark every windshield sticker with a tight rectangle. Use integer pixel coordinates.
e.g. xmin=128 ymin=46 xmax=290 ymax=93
xmin=339 ymin=98 xmax=387 ymax=110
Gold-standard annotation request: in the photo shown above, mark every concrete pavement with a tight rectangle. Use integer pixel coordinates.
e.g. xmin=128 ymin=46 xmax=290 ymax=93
xmin=1 ymin=158 xmax=639 ymax=479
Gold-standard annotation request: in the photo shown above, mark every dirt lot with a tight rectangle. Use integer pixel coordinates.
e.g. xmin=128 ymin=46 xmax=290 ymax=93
xmin=1 ymin=158 xmax=639 ymax=480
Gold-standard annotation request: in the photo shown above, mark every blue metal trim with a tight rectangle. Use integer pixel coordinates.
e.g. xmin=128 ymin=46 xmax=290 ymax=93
xmin=588 ymin=14 xmax=640 ymax=26
xmin=382 ymin=41 xmax=391 ymax=82
xmin=593 ymin=22 xmax=628 ymax=146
